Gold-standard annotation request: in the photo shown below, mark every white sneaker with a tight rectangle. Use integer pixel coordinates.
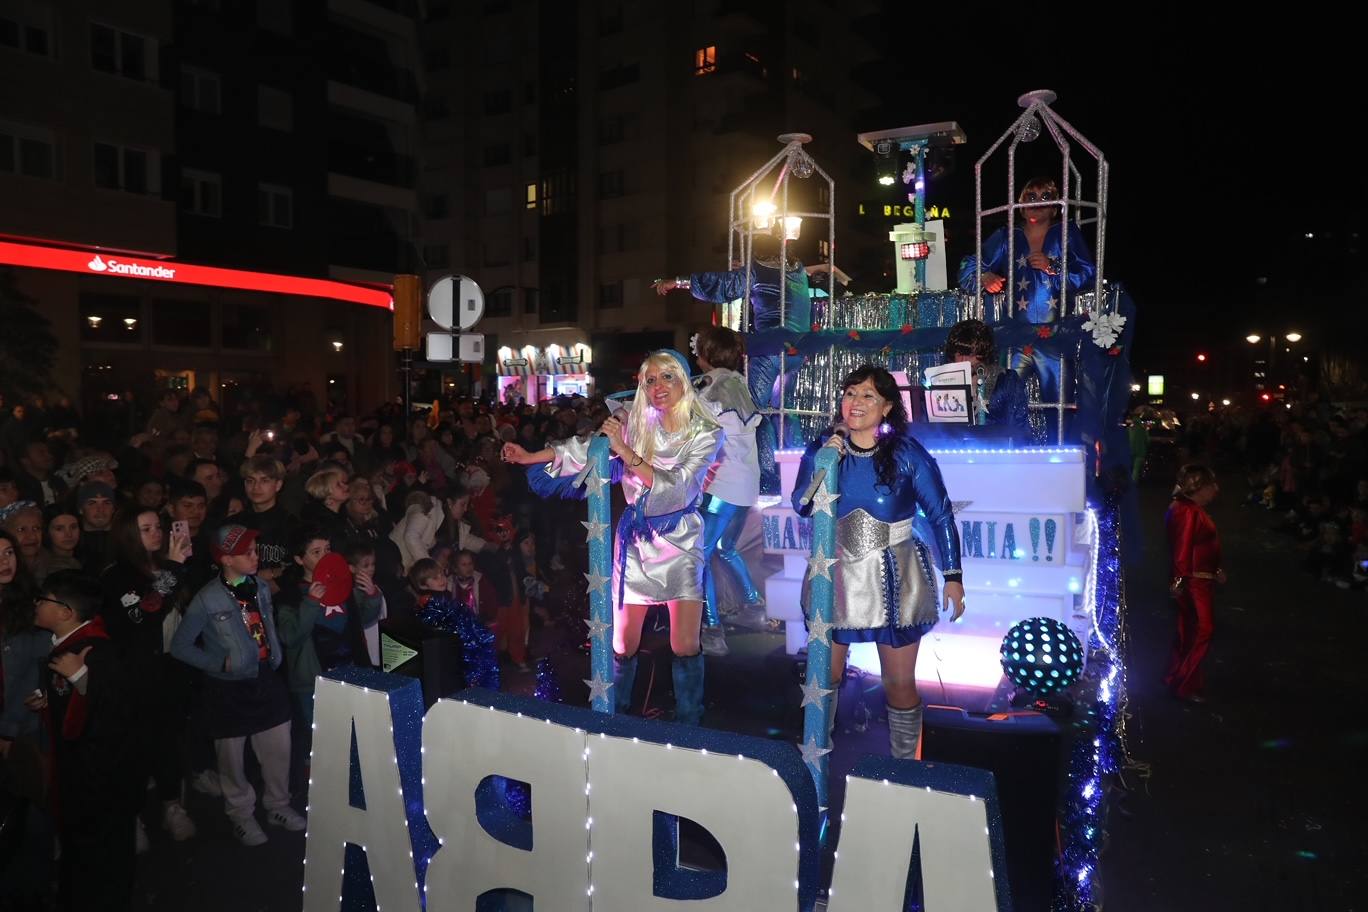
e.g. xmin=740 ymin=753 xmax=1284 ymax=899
xmin=162 ymin=800 xmax=196 ymax=841
xmin=190 ymin=769 xmax=223 ymax=797
xmin=231 ymin=816 xmax=268 ymax=847
xmin=135 ymin=818 xmax=150 ymax=855
xmin=700 ymin=626 xmax=729 ymax=657
xmin=265 ymin=807 xmax=307 ymax=832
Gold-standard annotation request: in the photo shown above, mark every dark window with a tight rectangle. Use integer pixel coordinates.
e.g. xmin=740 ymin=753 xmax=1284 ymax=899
xmin=598 ymin=281 xmax=623 ymax=309
xmin=90 ymin=24 xmax=153 ymax=81
xmin=486 ymin=287 xmax=513 ymax=317
xmin=483 ymin=89 xmax=511 ymax=115
xmin=483 ymin=143 xmax=511 ymax=167
xmin=151 ymin=299 xmax=211 ymax=348
xmin=598 ymin=170 xmax=624 ymax=199
xmin=598 ymin=63 xmax=639 ymax=91
xmin=222 ymin=302 xmax=274 ymax=351
xmin=423 ymin=243 xmax=450 ymax=268
xmin=523 ymin=288 xmax=538 ymax=314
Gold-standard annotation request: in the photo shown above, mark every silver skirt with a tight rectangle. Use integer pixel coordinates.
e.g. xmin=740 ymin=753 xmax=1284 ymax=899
xmin=804 ymin=509 xmax=939 ymax=629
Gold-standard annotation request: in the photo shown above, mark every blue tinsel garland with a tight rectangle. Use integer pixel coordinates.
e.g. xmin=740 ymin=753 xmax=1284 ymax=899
xmin=1053 ymin=498 xmax=1127 ymax=911
xmin=417 ymin=593 xmax=501 ymax=691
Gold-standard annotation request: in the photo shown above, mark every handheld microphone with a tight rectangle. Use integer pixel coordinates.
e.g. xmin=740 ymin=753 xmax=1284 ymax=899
xmin=797 ymin=426 xmax=848 ymax=506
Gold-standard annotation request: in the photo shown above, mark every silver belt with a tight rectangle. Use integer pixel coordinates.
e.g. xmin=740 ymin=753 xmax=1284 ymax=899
xmin=837 ymin=509 xmax=913 ymax=560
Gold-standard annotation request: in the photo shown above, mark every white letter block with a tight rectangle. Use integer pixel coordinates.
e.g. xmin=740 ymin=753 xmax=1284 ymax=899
xmin=421 ymin=700 xmax=590 ymax=912
xmin=828 ymin=777 xmax=1001 ymax=911
xmin=303 ymin=677 xmax=422 ymax=912
xmin=586 ymin=737 xmax=800 ymax=911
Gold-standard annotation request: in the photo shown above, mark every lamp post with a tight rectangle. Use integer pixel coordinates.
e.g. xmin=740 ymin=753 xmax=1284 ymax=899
xmin=1245 ymin=331 xmax=1304 ymax=390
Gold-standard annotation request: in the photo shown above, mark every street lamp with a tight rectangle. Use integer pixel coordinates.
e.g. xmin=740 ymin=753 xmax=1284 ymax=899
xmin=1245 ymin=334 xmax=1261 ymax=344
xmin=1284 ymin=332 xmax=1302 ymax=343
xmin=1190 ymin=392 xmax=1200 ymax=400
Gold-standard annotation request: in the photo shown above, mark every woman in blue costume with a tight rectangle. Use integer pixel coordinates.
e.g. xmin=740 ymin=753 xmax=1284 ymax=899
xmin=655 ymin=232 xmax=811 ymax=496
xmin=957 ymin=177 xmax=1096 ymax=416
xmin=793 ymin=366 xmax=965 ymax=759
xmin=502 ymin=351 xmax=723 ymax=725
xmin=944 ymin=319 xmax=1032 ymax=439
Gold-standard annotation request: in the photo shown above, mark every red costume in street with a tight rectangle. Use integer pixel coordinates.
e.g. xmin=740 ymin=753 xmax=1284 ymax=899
xmin=1164 ymin=495 xmax=1222 ymax=698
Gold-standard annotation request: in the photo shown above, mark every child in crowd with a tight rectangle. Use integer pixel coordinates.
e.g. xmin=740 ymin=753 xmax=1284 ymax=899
xmin=170 ymin=525 xmax=304 ymax=846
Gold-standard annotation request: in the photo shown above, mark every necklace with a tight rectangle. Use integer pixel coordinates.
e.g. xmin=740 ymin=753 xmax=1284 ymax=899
xmin=847 ymin=438 xmax=877 ymax=458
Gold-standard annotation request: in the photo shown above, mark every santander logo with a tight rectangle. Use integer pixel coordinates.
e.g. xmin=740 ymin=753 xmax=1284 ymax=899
xmin=87 ymin=253 xmax=175 ymax=279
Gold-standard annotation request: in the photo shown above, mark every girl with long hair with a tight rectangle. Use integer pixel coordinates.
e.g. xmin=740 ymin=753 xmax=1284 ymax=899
xmin=503 ymin=350 xmax=723 ymax=725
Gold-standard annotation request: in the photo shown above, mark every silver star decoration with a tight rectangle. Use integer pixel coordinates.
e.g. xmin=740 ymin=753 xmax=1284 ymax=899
xmin=799 ymin=737 xmax=832 ymax=767
xmin=806 ymin=614 xmax=835 ymax=646
xmin=1046 ymin=295 xmax=1058 ymax=314
xmin=586 ymin=618 xmax=612 ymax=640
xmin=810 ymin=489 xmax=840 ymax=518
xmin=581 ymin=519 xmax=610 ymax=544
xmin=1017 ymin=275 xmax=1030 ymax=292
xmin=1017 ymin=296 xmax=1029 ymax=312
xmin=1016 ymin=255 xmax=1029 ymax=269
xmin=799 ymin=680 xmax=833 ymax=709
xmin=584 ymin=676 xmax=613 ymax=704
xmin=584 ymin=571 xmax=611 ymax=593
xmin=806 ymin=546 xmax=837 ymax=582
xmin=951 ymin=500 xmax=974 ymax=514
xmin=583 ymin=472 xmax=609 ymax=497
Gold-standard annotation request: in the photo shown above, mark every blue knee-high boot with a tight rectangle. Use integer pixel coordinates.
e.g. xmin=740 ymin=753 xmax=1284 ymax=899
xmin=671 ymin=652 xmax=706 ymax=726
xmin=613 ymin=653 xmax=639 ymax=715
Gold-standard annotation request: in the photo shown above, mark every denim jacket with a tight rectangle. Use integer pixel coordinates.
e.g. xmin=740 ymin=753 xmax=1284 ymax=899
xmin=170 ymin=575 xmax=282 ymax=681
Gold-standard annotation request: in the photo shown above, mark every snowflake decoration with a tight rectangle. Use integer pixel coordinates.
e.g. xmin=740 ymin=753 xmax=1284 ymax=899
xmin=1082 ymin=312 xmax=1127 ymax=349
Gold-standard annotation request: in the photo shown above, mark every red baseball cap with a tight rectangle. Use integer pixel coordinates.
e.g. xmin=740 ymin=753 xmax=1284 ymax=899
xmin=212 ymin=524 xmax=259 ymax=559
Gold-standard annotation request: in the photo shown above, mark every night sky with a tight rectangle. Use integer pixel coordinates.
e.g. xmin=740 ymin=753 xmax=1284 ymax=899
xmin=859 ymin=11 xmax=1365 ymax=386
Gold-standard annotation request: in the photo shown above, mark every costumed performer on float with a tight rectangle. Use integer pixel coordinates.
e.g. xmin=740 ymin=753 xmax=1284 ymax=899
xmin=793 ymin=366 xmax=965 ymax=759
xmin=501 ymin=350 xmax=723 ymax=725
xmin=943 ymin=318 xmax=1033 ymax=439
xmin=957 ymin=177 xmax=1095 ymax=419
xmin=690 ymin=326 xmax=765 ymax=658
xmin=654 ymin=231 xmax=812 ymax=496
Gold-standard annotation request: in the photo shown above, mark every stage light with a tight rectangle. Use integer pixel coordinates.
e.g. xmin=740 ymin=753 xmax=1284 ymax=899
xmin=752 ymin=199 xmax=776 ymax=230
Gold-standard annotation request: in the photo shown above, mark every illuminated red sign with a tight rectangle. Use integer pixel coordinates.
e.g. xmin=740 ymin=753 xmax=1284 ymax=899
xmin=0 ymin=239 xmax=393 ymax=310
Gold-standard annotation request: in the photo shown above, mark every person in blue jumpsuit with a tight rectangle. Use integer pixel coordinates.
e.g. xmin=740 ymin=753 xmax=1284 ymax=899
xmin=656 ymin=232 xmax=810 ymax=496
xmin=793 ymin=366 xmax=965 ymax=759
xmin=958 ymin=177 xmax=1096 ymax=432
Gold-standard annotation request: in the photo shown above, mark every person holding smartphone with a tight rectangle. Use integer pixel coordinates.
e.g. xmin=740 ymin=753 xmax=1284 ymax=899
xmin=100 ymin=510 xmax=198 ymax=846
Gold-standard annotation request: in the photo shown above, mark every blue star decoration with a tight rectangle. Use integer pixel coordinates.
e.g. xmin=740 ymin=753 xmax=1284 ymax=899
xmin=584 ymin=675 xmax=613 ymax=704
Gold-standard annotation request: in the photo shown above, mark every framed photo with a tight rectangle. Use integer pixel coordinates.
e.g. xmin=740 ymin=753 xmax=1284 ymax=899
xmin=924 ymin=385 xmax=972 ymax=424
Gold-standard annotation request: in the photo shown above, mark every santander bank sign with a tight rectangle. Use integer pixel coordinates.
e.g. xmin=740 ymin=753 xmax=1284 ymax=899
xmin=87 ymin=254 xmax=176 ymax=279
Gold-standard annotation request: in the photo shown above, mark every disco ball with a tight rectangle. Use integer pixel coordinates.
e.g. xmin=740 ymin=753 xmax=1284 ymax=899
xmin=1000 ymin=617 xmax=1084 ymax=694
xmin=1015 ymin=113 xmax=1041 ymax=143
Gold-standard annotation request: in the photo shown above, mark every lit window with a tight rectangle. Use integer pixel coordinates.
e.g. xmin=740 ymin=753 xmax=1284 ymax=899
xmin=525 ymin=182 xmax=537 ymax=209
xmin=694 ymin=46 xmax=716 ymax=75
